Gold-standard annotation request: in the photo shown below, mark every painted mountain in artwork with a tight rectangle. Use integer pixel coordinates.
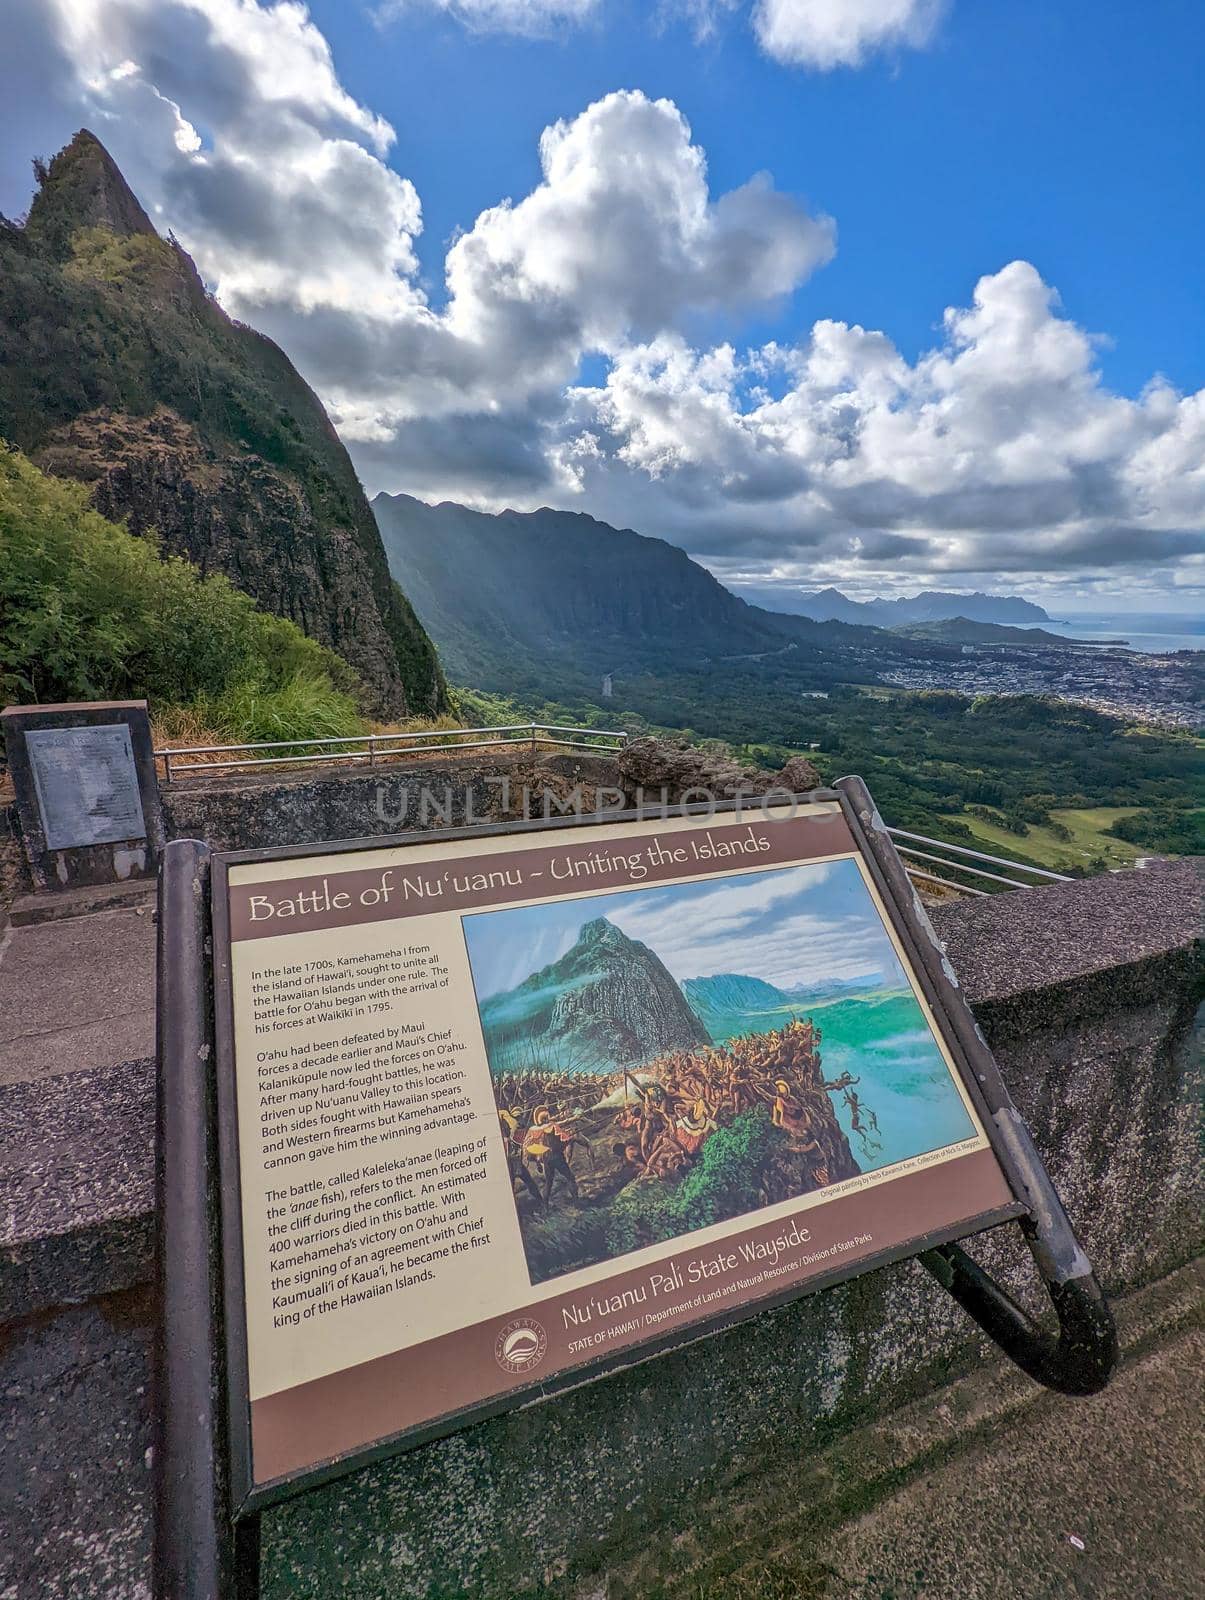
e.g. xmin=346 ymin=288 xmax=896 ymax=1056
xmin=478 ymin=916 xmax=711 ymax=1076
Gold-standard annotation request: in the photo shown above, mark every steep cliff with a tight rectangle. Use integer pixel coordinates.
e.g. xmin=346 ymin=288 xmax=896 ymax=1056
xmin=373 ymin=491 xmax=777 ymax=686
xmin=0 ymin=131 xmax=445 ymax=717
xmin=371 ymin=490 xmax=932 ymax=699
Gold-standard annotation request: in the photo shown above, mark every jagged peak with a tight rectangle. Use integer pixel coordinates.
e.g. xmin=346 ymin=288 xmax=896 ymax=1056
xmin=26 ymin=130 xmax=157 ymax=254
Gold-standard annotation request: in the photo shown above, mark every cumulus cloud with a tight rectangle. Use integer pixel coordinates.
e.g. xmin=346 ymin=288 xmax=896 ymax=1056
xmin=220 ymin=85 xmax=834 ymax=434
xmin=8 ymin=0 xmax=1204 ymax=602
xmin=560 ymin=261 xmax=1205 ymax=589
xmin=751 ymin=0 xmax=947 ymax=69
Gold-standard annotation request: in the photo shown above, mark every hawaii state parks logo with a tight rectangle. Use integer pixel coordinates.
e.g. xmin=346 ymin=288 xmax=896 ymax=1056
xmin=494 ymin=1316 xmax=548 ymax=1375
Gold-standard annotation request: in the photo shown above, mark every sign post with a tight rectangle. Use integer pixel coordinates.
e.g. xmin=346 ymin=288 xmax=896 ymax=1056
xmin=154 ymin=782 xmax=1116 ymax=1596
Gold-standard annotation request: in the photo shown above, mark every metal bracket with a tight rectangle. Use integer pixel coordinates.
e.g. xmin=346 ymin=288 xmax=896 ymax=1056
xmin=919 ymin=1240 xmax=1117 ymax=1396
xmin=834 ymin=774 xmax=1117 ymax=1397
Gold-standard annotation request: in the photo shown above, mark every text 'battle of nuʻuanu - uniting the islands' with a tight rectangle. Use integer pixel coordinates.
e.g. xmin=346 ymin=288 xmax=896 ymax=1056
xmin=247 ymin=946 xmax=492 ymax=1327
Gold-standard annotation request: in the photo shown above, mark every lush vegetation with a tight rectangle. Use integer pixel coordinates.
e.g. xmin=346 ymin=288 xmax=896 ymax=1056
xmin=0 ymin=443 xmax=366 ymax=743
xmin=452 ymin=681 xmax=1203 ymax=874
xmin=1104 ymin=806 xmax=1205 ymax=855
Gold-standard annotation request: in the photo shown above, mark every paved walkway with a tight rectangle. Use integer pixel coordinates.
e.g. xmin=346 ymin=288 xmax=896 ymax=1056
xmin=0 ymin=907 xmax=156 ymax=1085
xmin=603 ymin=1261 xmax=1204 ymax=1600
xmin=808 ymin=1323 xmax=1204 ymax=1599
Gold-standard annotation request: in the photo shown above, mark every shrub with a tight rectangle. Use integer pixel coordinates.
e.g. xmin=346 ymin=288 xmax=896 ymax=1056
xmin=0 ymin=443 xmax=365 ymax=741
xmin=1105 ymin=807 xmax=1205 ymax=854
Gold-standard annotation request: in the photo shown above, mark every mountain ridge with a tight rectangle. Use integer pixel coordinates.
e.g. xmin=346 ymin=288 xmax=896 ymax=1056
xmin=0 ymin=130 xmax=445 ymax=717
xmin=371 ymin=490 xmax=941 ymax=696
xmin=891 ymin=617 xmax=1106 ymax=647
xmin=730 ymin=583 xmax=1050 ymax=628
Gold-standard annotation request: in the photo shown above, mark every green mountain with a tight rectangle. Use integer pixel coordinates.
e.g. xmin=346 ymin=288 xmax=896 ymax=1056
xmin=371 ymin=491 xmax=935 ymax=698
xmin=682 ymin=972 xmax=889 ymax=1043
xmin=373 ymin=491 xmax=769 ymax=685
xmin=0 ymin=131 xmax=445 ymax=717
xmin=680 ymin=973 xmax=792 ymax=1021
xmin=478 ymin=915 xmax=711 ymax=1076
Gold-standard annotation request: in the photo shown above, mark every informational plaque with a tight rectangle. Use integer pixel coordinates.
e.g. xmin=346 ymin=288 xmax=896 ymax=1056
xmin=26 ymin=723 xmax=146 ymax=850
xmin=213 ymin=803 xmax=1018 ymax=1498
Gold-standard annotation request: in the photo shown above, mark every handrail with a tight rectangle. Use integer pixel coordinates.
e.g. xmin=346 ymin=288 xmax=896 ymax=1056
xmin=157 ymin=723 xmax=546 ymax=757
xmin=893 ymin=844 xmax=1047 ymax=891
xmin=155 ymin=722 xmax=629 ymax=781
xmin=886 ymin=827 xmax=1072 ymax=882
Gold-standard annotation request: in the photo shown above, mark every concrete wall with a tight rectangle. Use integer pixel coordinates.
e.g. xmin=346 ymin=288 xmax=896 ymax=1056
xmin=161 ymin=751 xmax=623 ymax=855
xmin=0 ymin=859 xmax=1199 ymax=1599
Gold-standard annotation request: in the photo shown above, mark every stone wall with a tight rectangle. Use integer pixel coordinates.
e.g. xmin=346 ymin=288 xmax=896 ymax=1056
xmin=4 ymin=734 xmax=816 ymax=912
xmin=0 ymin=858 xmax=1199 ymax=1599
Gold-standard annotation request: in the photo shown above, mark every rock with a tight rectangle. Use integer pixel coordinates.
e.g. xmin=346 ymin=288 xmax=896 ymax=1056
xmin=774 ymin=754 xmax=823 ymax=793
xmin=615 ymin=738 xmax=824 ymax=807
xmin=1 ymin=132 xmax=446 ymax=719
xmin=616 ymin=738 xmax=766 ymax=804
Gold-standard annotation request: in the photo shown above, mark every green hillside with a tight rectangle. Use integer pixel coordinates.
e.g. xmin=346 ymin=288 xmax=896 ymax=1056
xmin=892 ymin=617 xmax=1106 ymax=647
xmin=0 ymin=130 xmax=444 ymax=717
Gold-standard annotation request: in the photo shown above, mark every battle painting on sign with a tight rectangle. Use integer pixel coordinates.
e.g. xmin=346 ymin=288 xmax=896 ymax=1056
xmin=464 ymin=857 xmax=979 ymax=1285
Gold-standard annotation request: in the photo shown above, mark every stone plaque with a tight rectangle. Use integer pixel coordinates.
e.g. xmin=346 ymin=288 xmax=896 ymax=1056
xmin=212 ymin=802 xmax=1018 ymax=1499
xmin=26 ymin=723 xmax=147 ymax=850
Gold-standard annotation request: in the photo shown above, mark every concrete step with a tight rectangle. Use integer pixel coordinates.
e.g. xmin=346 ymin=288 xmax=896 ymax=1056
xmin=0 ymin=904 xmax=156 ymax=1087
xmin=9 ymin=877 xmax=157 ymax=926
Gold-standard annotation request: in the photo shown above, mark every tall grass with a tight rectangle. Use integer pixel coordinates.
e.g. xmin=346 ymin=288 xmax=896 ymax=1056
xmin=205 ymin=673 xmax=365 ymax=749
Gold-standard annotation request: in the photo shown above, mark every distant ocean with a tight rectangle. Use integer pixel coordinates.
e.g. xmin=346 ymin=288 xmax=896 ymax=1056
xmin=1039 ymin=612 xmax=1204 ymax=654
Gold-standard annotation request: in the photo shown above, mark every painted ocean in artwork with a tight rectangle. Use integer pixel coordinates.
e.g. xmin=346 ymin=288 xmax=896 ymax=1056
xmin=462 ymin=857 xmax=978 ymax=1283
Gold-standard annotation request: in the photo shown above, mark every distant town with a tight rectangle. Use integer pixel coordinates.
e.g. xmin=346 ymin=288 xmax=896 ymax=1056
xmin=881 ymin=642 xmax=1204 ymax=730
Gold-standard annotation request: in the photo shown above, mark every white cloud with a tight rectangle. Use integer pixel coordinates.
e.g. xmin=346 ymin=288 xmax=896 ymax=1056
xmin=383 ymin=0 xmax=947 ymax=68
xmin=560 ymin=260 xmax=1205 ymax=588
xmin=379 ymin=0 xmax=600 ymax=35
xmin=752 ymin=0 xmax=947 ymax=69
xmin=611 ymin=863 xmax=835 ymax=952
xmin=227 ymin=85 xmax=833 ymax=435
xmin=10 ymin=0 xmax=1205 ymax=601
xmin=609 ymin=867 xmax=892 ymax=988
xmin=29 ymin=0 xmax=423 ymax=319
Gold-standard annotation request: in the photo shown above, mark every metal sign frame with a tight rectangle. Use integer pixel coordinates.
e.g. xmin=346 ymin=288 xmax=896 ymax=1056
xmin=153 ymin=779 xmax=1116 ymax=1600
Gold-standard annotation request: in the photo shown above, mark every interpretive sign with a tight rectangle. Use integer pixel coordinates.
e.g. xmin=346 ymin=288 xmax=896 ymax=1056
xmin=212 ymin=799 xmax=1024 ymax=1501
xmin=26 ymin=723 xmax=146 ymax=849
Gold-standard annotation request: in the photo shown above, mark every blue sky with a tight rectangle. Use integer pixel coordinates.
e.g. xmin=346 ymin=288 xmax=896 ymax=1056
xmin=6 ymin=2 xmax=1204 ymax=607
xmin=310 ymin=0 xmax=1204 ymax=401
xmin=463 ymin=857 xmax=904 ymax=998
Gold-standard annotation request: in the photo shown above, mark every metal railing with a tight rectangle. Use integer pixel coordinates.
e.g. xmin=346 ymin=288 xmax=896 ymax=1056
xmin=886 ymin=826 xmax=1072 ymax=897
xmin=155 ymin=722 xmax=629 ymax=780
